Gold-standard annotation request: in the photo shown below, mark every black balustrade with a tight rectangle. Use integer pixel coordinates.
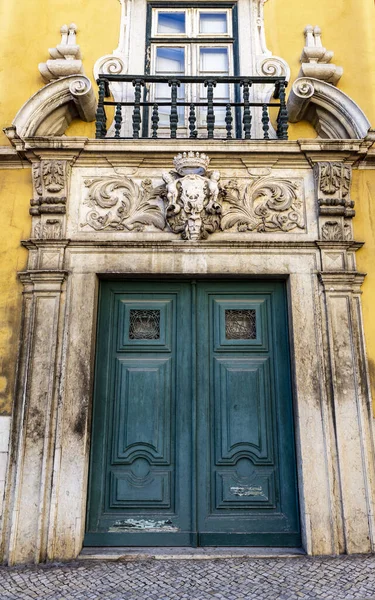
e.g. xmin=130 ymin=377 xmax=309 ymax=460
xmin=95 ymin=74 xmax=289 ymax=140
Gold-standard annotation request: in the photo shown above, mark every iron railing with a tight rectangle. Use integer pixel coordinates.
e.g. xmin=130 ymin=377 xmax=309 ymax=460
xmin=95 ymin=74 xmax=288 ymax=140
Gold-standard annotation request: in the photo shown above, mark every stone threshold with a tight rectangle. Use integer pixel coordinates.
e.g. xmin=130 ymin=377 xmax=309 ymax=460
xmin=79 ymin=547 xmax=306 ymax=561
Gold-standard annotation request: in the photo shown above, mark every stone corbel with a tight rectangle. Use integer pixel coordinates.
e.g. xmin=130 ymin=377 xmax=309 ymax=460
xmin=93 ymin=0 xmax=130 ymax=126
xmin=30 ymin=160 xmax=71 ymax=240
xmin=299 ymin=26 xmax=343 ymax=85
xmin=314 ymin=162 xmax=354 ymax=243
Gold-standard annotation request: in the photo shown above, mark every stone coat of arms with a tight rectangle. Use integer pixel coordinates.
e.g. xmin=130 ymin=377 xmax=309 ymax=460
xmin=162 ymin=152 xmax=221 ymax=240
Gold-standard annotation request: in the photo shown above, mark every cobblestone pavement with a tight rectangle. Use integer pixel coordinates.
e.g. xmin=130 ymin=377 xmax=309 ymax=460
xmin=0 ymin=556 xmax=375 ymax=600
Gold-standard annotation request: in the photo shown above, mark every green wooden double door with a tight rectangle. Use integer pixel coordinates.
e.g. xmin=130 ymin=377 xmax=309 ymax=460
xmin=85 ymin=280 xmax=301 ymax=547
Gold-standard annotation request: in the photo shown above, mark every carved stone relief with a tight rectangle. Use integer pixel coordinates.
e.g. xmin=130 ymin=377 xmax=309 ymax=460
xmin=314 ymin=162 xmax=354 ymax=241
xmin=81 ymin=176 xmax=165 ymax=232
xmin=31 ymin=160 xmax=70 ymax=216
xmin=39 ymin=23 xmax=84 ymax=82
xmin=220 ymin=177 xmax=305 ymax=233
xmin=299 ymin=25 xmax=343 ymax=85
xmin=31 ymin=160 xmax=71 ymax=239
xmin=321 ymin=220 xmax=352 ymax=242
xmin=314 ymin=162 xmax=354 ymax=216
xmin=79 ymin=153 xmax=306 ymax=239
xmin=34 ymin=219 xmax=63 ymax=240
xmin=162 ymin=152 xmax=221 ymax=240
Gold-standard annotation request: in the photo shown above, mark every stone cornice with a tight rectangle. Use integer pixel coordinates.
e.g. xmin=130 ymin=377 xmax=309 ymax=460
xmin=23 ymin=238 xmax=319 ymax=250
xmin=0 ymin=146 xmax=31 ymax=169
xmin=2 ymin=135 xmax=375 ymax=170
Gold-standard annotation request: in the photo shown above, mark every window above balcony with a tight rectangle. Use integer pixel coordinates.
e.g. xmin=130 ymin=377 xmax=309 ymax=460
xmin=93 ymin=0 xmax=291 ymax=140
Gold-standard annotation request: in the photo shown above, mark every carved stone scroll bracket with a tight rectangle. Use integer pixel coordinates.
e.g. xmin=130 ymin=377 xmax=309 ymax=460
xmin=93 ymin=0 xmax=131 ymax=136
xmin=314 ymin=162 xmax=355 ymax=243
xmin=31 ymin=160 xmax=72 ymax=240
xmin=12 ymin=75 xmax=97 ymax=138
xmin=299 ymin=25 xmax=343 ymax=85
xmin=287 ymin=78 xmax=371 ymax=139
xmin=2 ymin=271 xmax=68 ymax=565
xmin=318 ymin=271 xmax=375 ymax=554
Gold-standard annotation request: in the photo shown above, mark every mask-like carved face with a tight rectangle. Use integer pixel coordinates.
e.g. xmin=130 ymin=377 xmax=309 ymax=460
xmin=179 ymin=175 xmax=206 ymax=215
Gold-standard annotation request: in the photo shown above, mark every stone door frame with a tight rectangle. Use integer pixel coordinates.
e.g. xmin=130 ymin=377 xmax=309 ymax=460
xmin=2 ymin=238 xmax=375 ymax=563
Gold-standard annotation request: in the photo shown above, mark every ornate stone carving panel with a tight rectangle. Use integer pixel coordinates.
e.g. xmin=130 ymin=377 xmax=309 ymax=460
xmin=314 ymin=162 xmax=354 ymax=242
xmin=81 ymin=176 xmax=165 ymax=232
xmin=220 ymin=177 xmax=305 ymax=233
xmin=31 ymin=159 xmax=71 ymax=240
xmin=76 ymin=152 xmax=307 ymax=240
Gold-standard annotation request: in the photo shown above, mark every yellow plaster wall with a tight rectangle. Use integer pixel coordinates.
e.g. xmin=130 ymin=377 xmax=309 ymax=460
xmin=264 ymin=0 xmax=375 ymax=140
xmin=0 ymin=0 xmax=121 ymax=144
xmin=353 ymin=170 xmax=375 ymax=407
xmin=0 ymin=170 xmax=31 ymax=415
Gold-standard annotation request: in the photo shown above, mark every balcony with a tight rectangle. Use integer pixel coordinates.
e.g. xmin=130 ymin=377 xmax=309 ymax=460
xmin=95 ymin=74 xmax=288 ymax=141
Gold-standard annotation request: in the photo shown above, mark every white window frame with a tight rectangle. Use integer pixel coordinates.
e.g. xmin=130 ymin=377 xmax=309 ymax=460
xmin=149 ymin=7 xmax=235 ymax=134
xmin=151 ymin=8 xmax=233 ymax=39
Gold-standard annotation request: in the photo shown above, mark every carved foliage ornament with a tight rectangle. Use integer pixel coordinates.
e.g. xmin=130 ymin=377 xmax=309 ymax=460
xmin=314 ymin=162 xmax=354 ymax=218
xmin=220 ymin=178 xmax=305 ymax=233
xmin=321 ymin=220 xmax=352 ymax=242
xmin=42 ymin=162 xmax=65 ymax=193
xmin=30 ymin=160 xmax=69 ymax=217
xmin=34 ymin=219 xmax=63 ymax=240
xmin=82 ymin=176 xmax=165 ymax=231
xmin=81 ymin=154 xmax=305 ymax=239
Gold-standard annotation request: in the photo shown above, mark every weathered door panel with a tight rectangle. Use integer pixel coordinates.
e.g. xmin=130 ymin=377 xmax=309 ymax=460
xmin=196 ymin=282 xmax=300 ymax=546
xmin=85 ymin=282 xmax=194 ymax=546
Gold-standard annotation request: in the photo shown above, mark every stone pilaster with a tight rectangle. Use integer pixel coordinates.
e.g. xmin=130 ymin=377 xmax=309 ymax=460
xmin=2 ymin=271 xmax=67 ymax=564
xmin=318 ymin=271 xmax=375 ymax=553
xmin=313 ymin=160 xmax=375 ymax=553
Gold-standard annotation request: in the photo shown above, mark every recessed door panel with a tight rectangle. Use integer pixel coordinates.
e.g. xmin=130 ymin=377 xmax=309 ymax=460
xmin=112 ymin=357 xmax=172 ymax=463
xmin=214 ymin=357 xmax=273 ymax=463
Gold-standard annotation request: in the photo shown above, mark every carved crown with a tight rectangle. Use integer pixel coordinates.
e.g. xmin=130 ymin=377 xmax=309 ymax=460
xmin=173 ymin=151 xmax=210 ymax=176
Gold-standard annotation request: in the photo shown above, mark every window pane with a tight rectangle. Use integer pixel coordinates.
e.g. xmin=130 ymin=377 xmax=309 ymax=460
xmin=157 ymin=12 xmax=185 ymax=34
xmin=156 ymin=47 xmax=185 ymax=73
xmin=157 ymin=105 xmax=185 ymax=127
xmin=199 ymin=13 xmax=227 ymax=34
xmin=155 ymin=82 xmax=185 ymax=100
xmin=200 ymin=48 xmax=229 ymax=73
xmin=200 ymin=82 xmax=229 ymax=99
xmin=199 ymin=107 xmax=226 ymax=127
